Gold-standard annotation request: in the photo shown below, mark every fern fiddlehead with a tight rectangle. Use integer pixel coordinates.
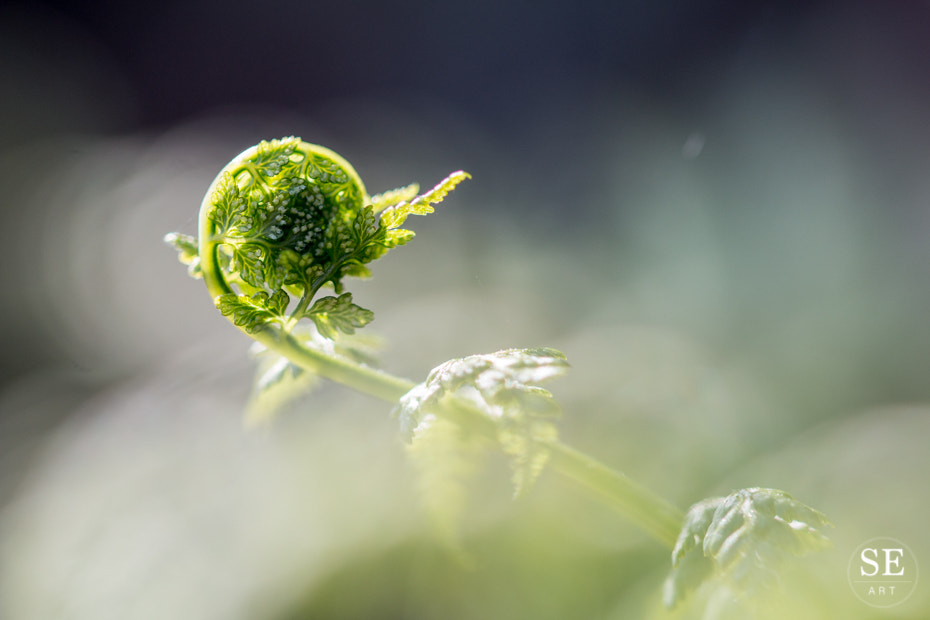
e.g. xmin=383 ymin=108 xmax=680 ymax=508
xmin=168 ymin=137 xmax=467 ymax=401
xmin=195 ymin=137 xmax=461 ymax=333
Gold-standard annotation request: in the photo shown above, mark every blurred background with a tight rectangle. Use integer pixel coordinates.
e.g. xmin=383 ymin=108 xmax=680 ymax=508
xmin=1 ymin=0 xmax=929 ymax=618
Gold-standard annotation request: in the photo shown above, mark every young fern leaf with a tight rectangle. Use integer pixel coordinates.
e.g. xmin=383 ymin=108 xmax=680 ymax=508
xmin=497 ymin=417 xmax=559 ymax=498
xmin=663 ymin=488 xmax=832 ymax=611
xmin=368 ymin=182 xmax=420 ymax=212
xmin=303 ymin=292 xmax=374 ymax=340
xmin=229 ymin=243 xmax=267 ymax=289
xmin=395 ymin=348 xmax=569 ymax=497
xmin=250 ymin=136 xmax=299 ymax=178
xmin=379 ymin=171 xmax=471 ymax=230
xmin=208 ymin=170 xmax=251 ymax=236
xmin=216 ymin=289 xmax=290 ymax=334
xmin=164 ymin=232 xmax=202 ymax=278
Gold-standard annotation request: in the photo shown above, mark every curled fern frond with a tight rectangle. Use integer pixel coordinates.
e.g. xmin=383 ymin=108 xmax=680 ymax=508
xmin=663 ymin=487 xmax=832 ymax=611
xmin=166 ymin=137 xmax=469 ymax=345
xmin=201 ymin=137 xmax=371 ymax=297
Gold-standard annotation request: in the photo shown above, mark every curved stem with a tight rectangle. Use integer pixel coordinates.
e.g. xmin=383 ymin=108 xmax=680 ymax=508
xmin=544 ymin=442 xmax=682 ymax=547
xmin=253 ymin=326 xmax=684 ymax=548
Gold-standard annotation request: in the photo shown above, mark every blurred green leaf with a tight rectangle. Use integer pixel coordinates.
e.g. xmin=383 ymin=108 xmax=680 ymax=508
xmin=664 ymin=488 xmax=832 ymax=614
xmin=406 ymin=414 xmax=488 ymax=562
xmin=245 ymin=349 xmax=319 ymax=425
xmin=396 ymin=348 xmax=569 ymax=497
xmin=163 ymin=232 xmax=202 ymax=278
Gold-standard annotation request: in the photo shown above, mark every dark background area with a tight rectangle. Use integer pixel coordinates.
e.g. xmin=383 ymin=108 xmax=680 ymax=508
xmin=9 ymin=0 xmax=930 ymax=164
xmin=4 ymin=1 xmax=824 ymax=139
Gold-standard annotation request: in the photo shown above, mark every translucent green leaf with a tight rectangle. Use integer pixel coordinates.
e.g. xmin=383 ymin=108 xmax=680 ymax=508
xmin=208 ymin=172 xmax=249 ymax=235
xmin=384 ymin=228 xmax=416 ymax=249
xmin=200 ymin=139 xmax=370 ymax=297
xmin=216 ymin=289 xmax=290 ymax=334
xmin=250 ymin=136 xmax=300 ymax=178
xmin=369 ymin=182 xmax=419 ymax=212
xmin=342 ymin=262 xmax=373 ymax=279
xmin=379 ymin=170 xmax=470 ymax=230
xmin=304 ymin=292 xmax=374 ymax=340
xmin=663 ymin=488 xmax=832 ymax=611
xmin=230 ymin=243 xmax=266 ymax=289
xmin=276 ymin=251 xmax=326 ymax=290
xmin=396 ymin=347 xmax=569 ymax=439
xmin=498 ymin=418 xmax=558 ymax=498
xmin=351 ymin=205 xmax=379 ymax=245
xmin=395 ymin=348 xmax=568 ymax=497
xmin=164 ymin=232 xmax=202 ymax=279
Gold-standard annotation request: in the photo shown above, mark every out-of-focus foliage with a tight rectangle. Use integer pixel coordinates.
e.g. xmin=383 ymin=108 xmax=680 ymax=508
xmin=664 ymin=488 xmax=832 ymax=614
xmin=396 ymin=348 xmax=569 ymax=496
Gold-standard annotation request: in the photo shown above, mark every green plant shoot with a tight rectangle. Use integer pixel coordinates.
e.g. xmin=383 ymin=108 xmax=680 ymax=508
xmin=166 ymin=137 xmax=831 ymax=615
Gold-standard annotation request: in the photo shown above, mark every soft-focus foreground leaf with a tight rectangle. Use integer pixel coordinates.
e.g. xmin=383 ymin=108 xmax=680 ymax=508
xmin=164 ymin=232 xmax=202 ymax=278
xmin=245 ymin=330 xmax=382 ymax=424
xmin=245 ymin=348 xmax=319 ymax=425
xmin=396 ymin=348 xmax=569 ymax=497
xmin=406 ymin=414 xmax=487 ymax=562
xmin=663 ymin=487 xmax=832 ymax=614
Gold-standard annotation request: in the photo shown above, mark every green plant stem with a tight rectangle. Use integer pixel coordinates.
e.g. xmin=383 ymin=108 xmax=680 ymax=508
xmin=544 ymin=442 xmax=683 ymax=548
xmin=267 ymin=329 xmax=684 ymax=546
xmin=286 ymin=262 xmax=342 ymax=329
xmin=286 ymin=287 xmax=315 ymax=331
xmin=200 ymin=226 xmax=684 ymax=548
